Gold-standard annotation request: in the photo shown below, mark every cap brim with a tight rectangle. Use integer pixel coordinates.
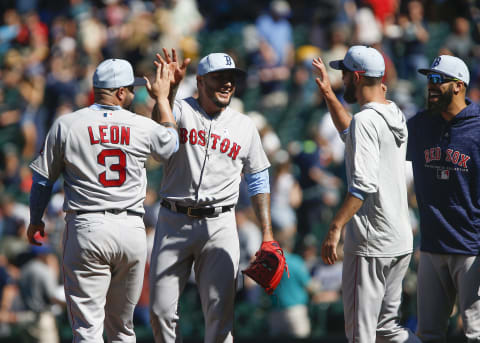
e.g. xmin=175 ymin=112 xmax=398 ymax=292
xmin=418 ymin=68 xmax=434 ymax=75
xmin=199 ymin=68 xmax=246 ymax=77
xmin=417 ymin=68 xmax=460 ymax=81
xmin=329 ymin=60 xmax=351 ymax=71
xmin=132 ymin=77 xmax=147 ymax=86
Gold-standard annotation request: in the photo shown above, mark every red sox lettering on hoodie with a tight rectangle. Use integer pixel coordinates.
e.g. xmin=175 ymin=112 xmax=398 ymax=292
xmin=424 ymin=147 xmax=471 ymax=169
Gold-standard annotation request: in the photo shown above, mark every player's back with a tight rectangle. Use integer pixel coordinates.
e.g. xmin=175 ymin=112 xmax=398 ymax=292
xmin=31 ymin=106 xmax=177 ymax=214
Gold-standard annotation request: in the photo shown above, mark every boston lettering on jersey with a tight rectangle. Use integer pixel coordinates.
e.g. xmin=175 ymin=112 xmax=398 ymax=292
xmin=179 ymin=127 xmax=241 ymax=160
xmin=424 ymin=146 xmax=471 ymax=168
xmin=88 ymin=125 xmax=130 ymax=145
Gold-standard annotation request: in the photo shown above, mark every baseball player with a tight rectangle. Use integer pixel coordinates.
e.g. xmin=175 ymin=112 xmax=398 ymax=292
xmin=148 ymin=50 xmax=275 ymax=343
xmin=314 ymin=46 xmax=421 ymax=343
xmin=27 ymin=58 xmax=179 ymax=342
xmin=408 ymin=55 xmax=480 ymax=342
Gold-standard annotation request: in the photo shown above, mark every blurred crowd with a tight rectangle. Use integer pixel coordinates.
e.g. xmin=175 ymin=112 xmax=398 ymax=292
xmin=0 ymin=0 xmax=478 ymax=341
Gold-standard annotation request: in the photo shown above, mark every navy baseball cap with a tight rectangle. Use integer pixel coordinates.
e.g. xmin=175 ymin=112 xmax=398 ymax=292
xmin=418 ymin=55 xmax=470 ymax=85
xmin=197 ymin=53 xmax=245 ymax=76
xmin=93 ymin=58 xmax=147 ymax=89
xmin=330 ymin=45 xmax=385 ymax=78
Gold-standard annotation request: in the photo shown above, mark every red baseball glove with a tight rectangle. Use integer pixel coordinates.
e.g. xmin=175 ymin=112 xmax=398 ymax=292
xmin=242 ymin=240 xmax=289 ymax=295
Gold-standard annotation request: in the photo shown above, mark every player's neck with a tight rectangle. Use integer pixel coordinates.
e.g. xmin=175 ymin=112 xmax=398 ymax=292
xmin=94 ymin=94 xmax=123 ymax=108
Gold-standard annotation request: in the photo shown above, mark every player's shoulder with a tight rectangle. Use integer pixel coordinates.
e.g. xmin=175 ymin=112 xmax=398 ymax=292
xmin=52 ymin=107 xmax=90 ymax=128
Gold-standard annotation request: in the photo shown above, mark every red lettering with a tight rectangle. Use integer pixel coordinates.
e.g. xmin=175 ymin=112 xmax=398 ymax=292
xmin=228 ymin=143 xmax=241 ymax=160
xmin=111 ymin=126 xmax=119 ymax=144
xmin=120 ymin=127 xmax=130 ymax=145
xmin=189 ymin=129 xmax=197 ymax=145
xmin=452 ymin=151 xmax=460 ymax=164
xmin=220 ymin=138 xmax=230 ymax=153
xmin=429 ymin=148 xmax=435 ymax=162
xmin=445 ymin=149 xmax=453 ymax=162
xmin=459 ymin=154 xmax=470 ymax=168
xmin=424 ymin=150 xmax=430 ymax=163
xmin=179 ymin=128 xmax=188 ymax=144
xmin=198 ymin=130 xmax=206 ymax=146
xmin=211 ymin=134 xmax=221 ymax=149
xmin=99 ymin=125 xmax=109 ymax=143
xmin=435 ymin=147 xmax=441 ymax=160
xmin=88 ymin=126 xmax=100 ymax=144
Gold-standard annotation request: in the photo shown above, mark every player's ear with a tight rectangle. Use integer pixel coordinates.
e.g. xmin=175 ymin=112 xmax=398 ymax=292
xmin=116 ymin=87 xmax=126 ymax=100
xmin=453 ymin=80 xmax=465 ymax=95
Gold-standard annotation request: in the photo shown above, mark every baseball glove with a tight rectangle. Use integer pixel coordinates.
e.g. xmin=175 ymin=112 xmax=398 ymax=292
xmin=242 ymin=240 xmax=289 ymax=295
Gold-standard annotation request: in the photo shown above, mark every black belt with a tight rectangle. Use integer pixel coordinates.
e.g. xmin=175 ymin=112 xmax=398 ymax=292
xmin=76 ymin=209 xmax=143 ymax=217
xmin=161 ymin=200 xmax=233 ymax=218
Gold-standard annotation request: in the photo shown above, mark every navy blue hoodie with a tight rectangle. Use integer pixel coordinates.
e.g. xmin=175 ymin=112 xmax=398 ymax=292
xmin=407 ymin=101 xmax=480 ymax=255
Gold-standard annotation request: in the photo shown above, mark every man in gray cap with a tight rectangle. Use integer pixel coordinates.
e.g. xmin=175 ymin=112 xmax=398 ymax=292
xmin=149 ymin=51 xmax=283 ymax=343
xmin=26 ymin=57 xmax=179 ymax=342
xmin=408 ymin=55 xmax=480 ymax=342
xmin=313 ymin=46 xmax=421 ymax=343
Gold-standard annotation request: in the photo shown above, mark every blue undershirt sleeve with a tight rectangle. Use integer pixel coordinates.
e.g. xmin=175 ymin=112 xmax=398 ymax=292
xmin=349 ymin=187 xmax=366 ymax=201
xmin=244 ymin=169 xmax=270 ymax=197
xmin=29 ymin=171 xmax=54 ymax=225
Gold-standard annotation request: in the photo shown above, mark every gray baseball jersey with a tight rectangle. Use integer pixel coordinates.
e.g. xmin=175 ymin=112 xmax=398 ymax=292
xmin=150 ymin=97 xmax=270 ymax=343
xmin=30 ymin=104 xmax=178 ymax=341
xmin=159 ymin=97 xmax=270 ymax=206
xmin=30 ymin=105 xmax=178 ymax=214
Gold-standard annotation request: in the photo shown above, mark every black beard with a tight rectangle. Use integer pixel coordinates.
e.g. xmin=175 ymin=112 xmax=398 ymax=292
xmin=344 ymin=82 xmax=357 ymax=104
xmin=213 ymin=97 xmax=231 ymax=108
xmin=427 ymin=84 xmax=454 ymax=114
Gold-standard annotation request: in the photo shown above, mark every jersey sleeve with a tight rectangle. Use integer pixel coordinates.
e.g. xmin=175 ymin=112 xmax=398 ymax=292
xmin=350 ymin=114 xmax=380 ymax=194
xmin=148 ymin=123 xmax=179 ymax=163
xmin=242 ymin=121 xmax=270 ymax=174
xmin=29 ymin=117 xmax=66 ymax=182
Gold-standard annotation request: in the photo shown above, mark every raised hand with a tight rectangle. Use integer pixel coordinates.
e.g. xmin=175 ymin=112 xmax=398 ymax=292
xmin=144 ymin=58 xmax=172 ymax=101
xmin=312 ymin=57 xmax=333 ymax=96
xmin=157 ymin=48 xmax=191 ymax=88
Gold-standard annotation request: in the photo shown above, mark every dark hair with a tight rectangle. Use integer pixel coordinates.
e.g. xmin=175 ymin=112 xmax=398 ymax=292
xmin=362 ymin=75 xmax=383 ymax=86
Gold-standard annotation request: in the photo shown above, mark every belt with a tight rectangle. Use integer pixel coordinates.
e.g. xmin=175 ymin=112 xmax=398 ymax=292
xmin=76 ymin=209 xmax=143 ymax=217
xmin=161 ymin=200 xmax=233 ymax=218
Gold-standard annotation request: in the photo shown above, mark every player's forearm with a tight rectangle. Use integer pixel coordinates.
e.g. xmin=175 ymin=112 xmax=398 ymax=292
xmin=250 ymin=193 xmax=274 ymax=242
xmin=331 ymin=192 xmax=364 ymax=231
xmin=168 ymin=85 xmax=179 ymax=109
xmin=323 ymin=90 xmax=352 ymax=132
xmin=29 ymin=172 xmax=54 ymax=225
xmin=152 ymin=98 xmax=177 ymax=128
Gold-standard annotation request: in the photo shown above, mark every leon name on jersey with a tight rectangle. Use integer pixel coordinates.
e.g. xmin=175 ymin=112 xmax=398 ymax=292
xmin=88 ymin=125 xmax=131 ymax=145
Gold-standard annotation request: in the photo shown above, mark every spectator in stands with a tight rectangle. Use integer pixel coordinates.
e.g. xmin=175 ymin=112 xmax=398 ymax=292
xmin=255 ymin=0 xmax=294 ymax=107
xmin=18 ymin=244 xmax=64 ymax=343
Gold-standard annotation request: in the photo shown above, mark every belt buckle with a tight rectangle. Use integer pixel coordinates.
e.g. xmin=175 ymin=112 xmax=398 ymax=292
xmin=187 ymin=207 xmax=200 ymax=218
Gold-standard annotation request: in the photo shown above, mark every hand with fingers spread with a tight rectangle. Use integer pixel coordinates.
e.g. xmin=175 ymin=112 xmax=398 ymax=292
xmin=312 ymin=57 xmax=334 ymax=97
xmin=27 ymin=222 xmax=45 ymax=246
xmin=156 ymin=48 xmax=191 ymax=88
xmin=145 ymin=58 xmax=172 ymax=101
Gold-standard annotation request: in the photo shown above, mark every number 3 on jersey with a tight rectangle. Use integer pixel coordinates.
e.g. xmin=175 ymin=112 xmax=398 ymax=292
xmin=97 ymin=149 xmax=126 ymax=187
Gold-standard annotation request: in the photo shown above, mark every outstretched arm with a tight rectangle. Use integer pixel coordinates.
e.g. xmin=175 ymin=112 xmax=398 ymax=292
xmin=312 ymin=57 xmax=352 ymax=132
xmin=145 ymin=58 xmax=176 ymax=128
